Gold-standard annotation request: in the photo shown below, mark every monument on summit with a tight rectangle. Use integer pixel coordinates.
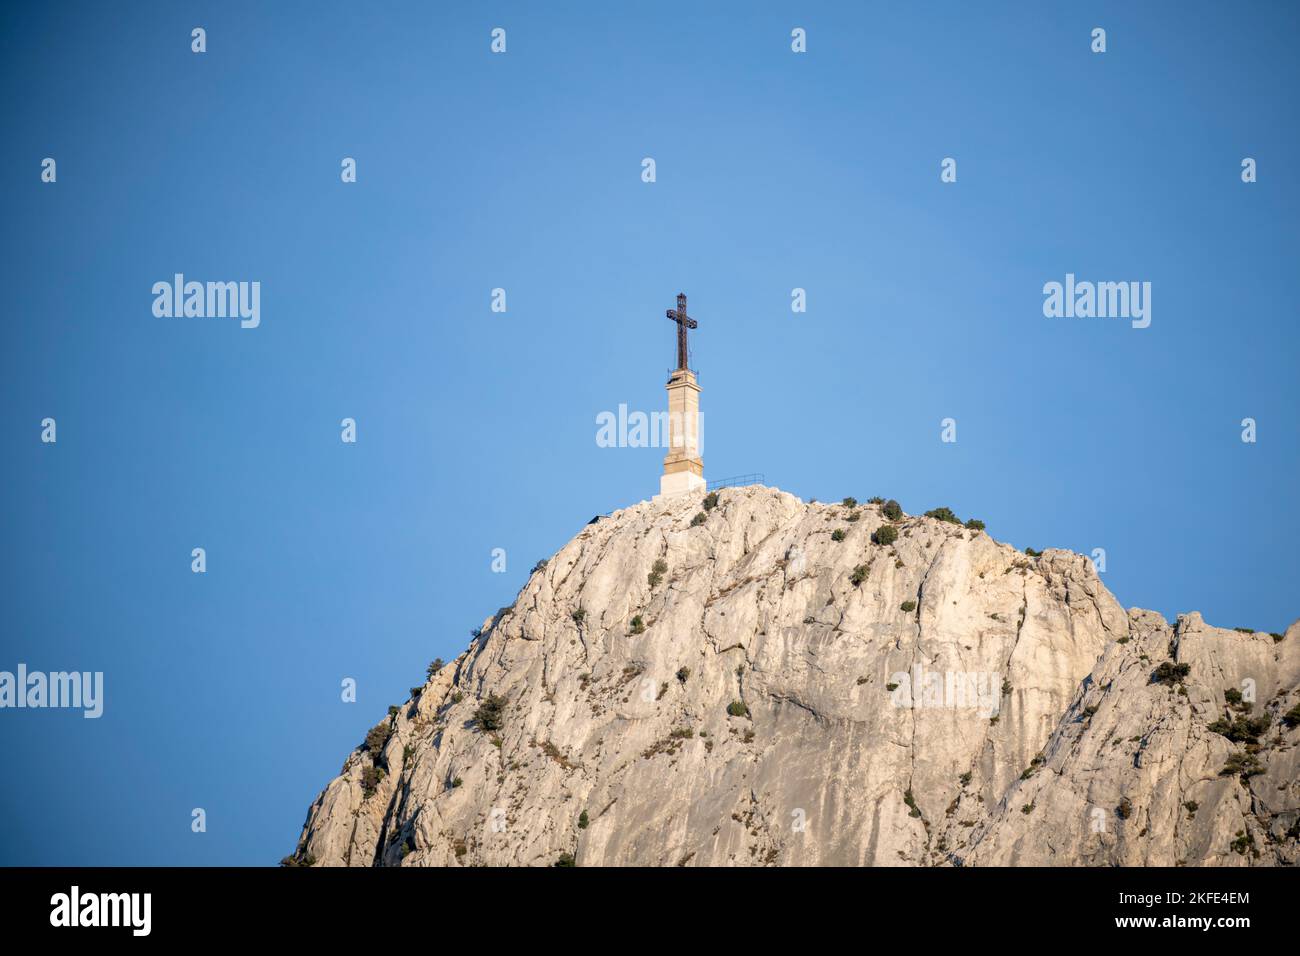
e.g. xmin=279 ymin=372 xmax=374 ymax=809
xmin=659 ymin=293 xmax=705 ymax=498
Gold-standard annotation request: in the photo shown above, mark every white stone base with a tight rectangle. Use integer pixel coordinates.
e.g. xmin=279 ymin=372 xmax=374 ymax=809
xmin=656 ymin=470 xmax=707 ymax=500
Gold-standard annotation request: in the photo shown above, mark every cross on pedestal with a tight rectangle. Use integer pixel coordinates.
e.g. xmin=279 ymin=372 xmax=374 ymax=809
xmin=665 ymin=293 xmax=698 ymax=370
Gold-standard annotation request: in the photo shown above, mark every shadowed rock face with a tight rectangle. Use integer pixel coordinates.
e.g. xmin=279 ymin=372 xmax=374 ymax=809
xmin=289 ymin=487 xmax=1300 ymax=867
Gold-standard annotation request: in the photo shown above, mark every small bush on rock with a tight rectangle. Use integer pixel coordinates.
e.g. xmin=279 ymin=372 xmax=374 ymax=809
xmin=473 ymin=693 xmax=507 ymax=732
xmin=924 ymin=507 xmax=961 ymax=525
xmin=1151 ymin=661 xmax=1191 ymax=685
xmin=361 ymin=766 xmax=385 ymax=797
xmin=648 ymin=559 xmax=668 ymax=587
xmin=1208 ymin=714 xmax=1271 ymax=743
xmin=365 ymin=721 xmax=393 ymax=755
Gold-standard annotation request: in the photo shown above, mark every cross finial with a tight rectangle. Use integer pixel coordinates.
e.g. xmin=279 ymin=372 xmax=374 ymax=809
xmin=665 ymin=292 xmax=698 ymax=370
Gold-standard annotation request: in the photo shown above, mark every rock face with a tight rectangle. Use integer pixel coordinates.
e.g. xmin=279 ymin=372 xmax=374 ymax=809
xmin=288 ymin=486 xmax=1300 ymax=867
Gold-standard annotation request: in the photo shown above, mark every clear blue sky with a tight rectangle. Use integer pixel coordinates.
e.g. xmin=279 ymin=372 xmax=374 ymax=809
xmin=1 ymin=1 xmax=1297 ymax=865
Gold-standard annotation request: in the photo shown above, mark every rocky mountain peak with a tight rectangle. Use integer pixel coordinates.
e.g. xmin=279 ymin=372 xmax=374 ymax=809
xmin=288 ymin=486 xmax=1300 ymax=867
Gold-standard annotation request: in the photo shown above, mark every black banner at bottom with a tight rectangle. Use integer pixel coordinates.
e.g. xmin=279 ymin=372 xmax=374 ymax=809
xmin=0 ymin=865 xmax=1279 ymax=941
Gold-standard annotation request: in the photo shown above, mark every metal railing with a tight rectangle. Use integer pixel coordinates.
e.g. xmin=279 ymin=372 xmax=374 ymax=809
xmin=707 ymin=473 xmax=765 ymax=491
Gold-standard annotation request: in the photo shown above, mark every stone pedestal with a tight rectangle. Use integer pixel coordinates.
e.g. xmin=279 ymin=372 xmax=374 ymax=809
xmin=658 ymin=369 xmax=705 ymax=498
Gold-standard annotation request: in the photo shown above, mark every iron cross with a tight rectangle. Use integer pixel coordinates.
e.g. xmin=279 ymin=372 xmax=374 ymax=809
xmin=665 ymin=292 xmax=698 ymax=370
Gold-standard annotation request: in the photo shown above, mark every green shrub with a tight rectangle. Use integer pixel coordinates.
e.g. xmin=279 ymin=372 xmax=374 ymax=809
xmin=1024 ymin=547 xmax=1042 ymax=557
xmin=648 ymin=559 xmax=668 ymax=587
xmin=426 ymin=658 xmax=445 ymax=679
xmin=1229 ymin=830 xmax=1256 ymax=856
xmin=450 ymin=776 xmax=463 ymax=788
xmin=365 ymin=721 xmax=393 ymax=755
xmin=1116 ymin=798 xmax=1132 ymax=819
xmin=924 ymin=507 xmax=960 ymax=525
xmin=886 ymin=682 xmax=899 ymax=692
xmin=473 ymin=693 xmax=507 ymax=731
xmin=531 ymin=558 xmax=548 ymax=574
xmin=387 ymin=705 xmax=400 ymax=718
xmin=554 ymin=852 xmax=576 ymax=867
xmin=1284 ymin=704 xmax=1300 ymax=728
xmin=831 ymin=528 xmax=846 ymax=542
xmin=842 ymin=497 xmax=858 ymax=508
xmin=691 ymin=511 xmax=708 ymax=527
xmin=702 ymin=491 xmax=720 ymax=511
xmin=867 ymin=496 xmax=885 ymax=505
xmin=578 ymin=810 xmax=589 ymax=830
xmin=676 ymin=666 xmax=690 ymax=683
xmin=361 ymin=765 xmax=385 ymax=797
xmin=571 ymin=608 xmax=586 ymax=625
xmin=850 ymin=564 xmax=869 ymax=587
xmin=882 ymin=500 xmax=902 ymax=521
xmin=846 ymin=510 xmax=861 ymax=522
xmin=1220 ymin=752 xmax=1265 ymax=780
xmin=903 ymin=790 xmax=921 ymax=818
xmin=873 ymin=525 xmax=898 ymax=546
xmin=959 ymin=772 xmax=972 ymax=786
xmin=726 ymin=700 xmax=749 ymax=718
xmin=1150 ymin=661 xmax=1191 ymax=685
xmin=900 ymin=600 xmax=916 ymax=612
xmin=965 ymin=518 xmax=985 ymax=531
xmin=629 ymin=615 xmax=645 ymax=635
xmin=1224 ymin=688 xmax=1243 ymax=707
xmin=1208 ymin=714 xmax=1270 ymax=743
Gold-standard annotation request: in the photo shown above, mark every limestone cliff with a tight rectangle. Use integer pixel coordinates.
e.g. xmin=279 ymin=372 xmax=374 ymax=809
xmin=287 ymin=486 xmax=1300 ymax=867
